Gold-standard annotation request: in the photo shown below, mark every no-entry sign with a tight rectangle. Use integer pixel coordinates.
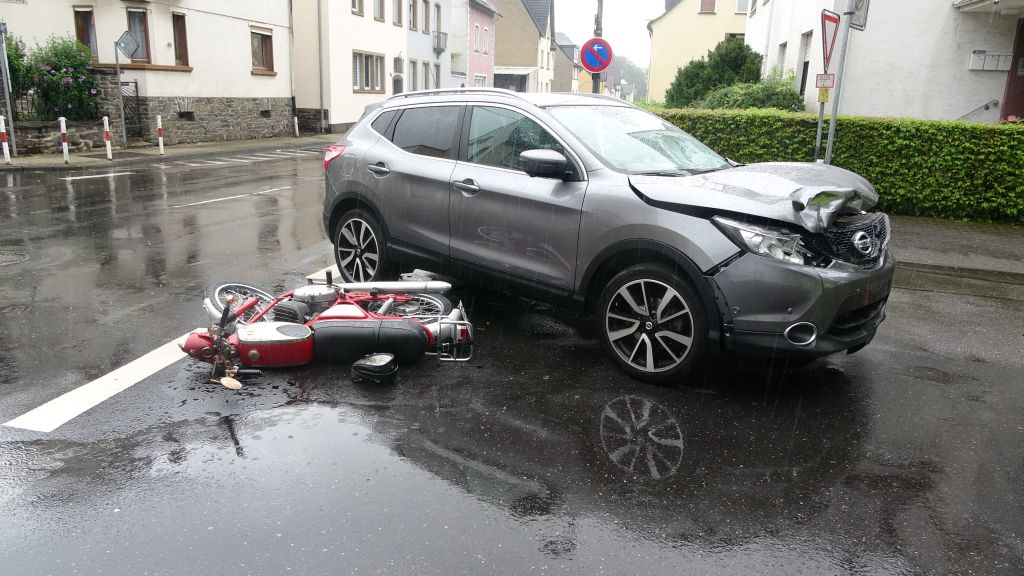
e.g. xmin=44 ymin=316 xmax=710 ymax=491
xmin=580 ymin=37 xmax=613 ymax=74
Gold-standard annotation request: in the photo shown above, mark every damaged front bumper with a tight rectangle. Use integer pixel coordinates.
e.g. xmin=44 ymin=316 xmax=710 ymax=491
xmin=708 ymin=247 xmax=896 ymax=358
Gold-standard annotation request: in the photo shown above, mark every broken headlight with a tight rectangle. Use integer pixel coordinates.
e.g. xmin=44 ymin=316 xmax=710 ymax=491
xmin=712 ymin=216 xmax=810 ymax=265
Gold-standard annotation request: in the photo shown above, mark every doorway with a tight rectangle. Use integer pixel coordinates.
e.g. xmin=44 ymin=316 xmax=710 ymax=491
xmin=1002 ymin=18 xmax=1024 ymax=120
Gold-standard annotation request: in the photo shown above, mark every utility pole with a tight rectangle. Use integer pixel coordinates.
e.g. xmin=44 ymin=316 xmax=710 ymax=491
xmin=591 ymin=0 xmax=603 ymax=94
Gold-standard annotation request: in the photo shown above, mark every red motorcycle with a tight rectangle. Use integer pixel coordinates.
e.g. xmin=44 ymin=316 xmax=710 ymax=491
xmin=178 ymin=272 xmax=473 ymax=389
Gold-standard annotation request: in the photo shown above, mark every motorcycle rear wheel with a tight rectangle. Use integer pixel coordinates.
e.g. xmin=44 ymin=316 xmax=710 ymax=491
xmin=361 ymin=293 xmax=453 ymax=318
xmin=205 ymin=282 xmax=276 ymax=323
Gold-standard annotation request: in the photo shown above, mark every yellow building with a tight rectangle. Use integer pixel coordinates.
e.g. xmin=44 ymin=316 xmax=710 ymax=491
xmin=647 ymin=0 xmax=749 ymax=103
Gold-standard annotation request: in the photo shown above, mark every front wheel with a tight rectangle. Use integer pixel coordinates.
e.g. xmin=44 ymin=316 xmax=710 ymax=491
xmin=204 ymin=282 xmax=275 ymax=323
xmin=362 ymin=294 xmax=453 ymax=318
xmin=334 ymin=210 xmax=389 ymax=283
xmin=595 ymin=264 xmax=707 ymax=384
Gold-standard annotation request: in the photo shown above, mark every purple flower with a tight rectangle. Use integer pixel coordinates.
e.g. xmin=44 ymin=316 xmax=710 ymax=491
xmin=60 ymin=77 xmax=73 ymax=85
xmin=67 ymin=104 xmax=72 ymax=109
xmin=90 ymin=88 xmax=97 ymax=94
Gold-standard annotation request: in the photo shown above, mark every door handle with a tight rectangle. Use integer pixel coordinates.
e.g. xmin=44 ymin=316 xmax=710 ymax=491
xmin=453 ymin=180 xmax=480 ymax=195
xmin=367 ymin=163 xmax=390 ymax=176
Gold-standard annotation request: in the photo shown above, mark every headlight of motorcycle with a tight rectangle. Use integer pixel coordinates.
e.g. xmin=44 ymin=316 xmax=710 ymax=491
xmin=712 ymin=216 xmax=808 ymax=265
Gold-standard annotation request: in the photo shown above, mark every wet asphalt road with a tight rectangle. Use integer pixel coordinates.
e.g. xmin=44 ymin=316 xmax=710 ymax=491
xmin=1 ymin=158 xmax=1023 ymax=575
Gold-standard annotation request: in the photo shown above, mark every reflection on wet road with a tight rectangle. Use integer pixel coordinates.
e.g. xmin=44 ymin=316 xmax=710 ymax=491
xmin=1 ymin=160 xmax=1023 ymax=575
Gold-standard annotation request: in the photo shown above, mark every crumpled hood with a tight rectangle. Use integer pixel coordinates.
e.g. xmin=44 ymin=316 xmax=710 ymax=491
xmin=629 ymin=162 xmax=879 ymax=233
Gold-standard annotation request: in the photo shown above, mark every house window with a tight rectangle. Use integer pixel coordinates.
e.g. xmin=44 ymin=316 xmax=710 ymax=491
xmin=422 ymin=0 xmax=430 ymax=33
xmin=409 ymin=0 xmax=417 ymax=30
xmin=474 ymin=25 xmax=480 ymax=52
xmin=725 ymin=33 xmax=744 ymax=41
xmin=353 ymin=51 xmax=385 ymax=93
xmin=73 ymin=8 xmax=97 ymax=58
xmin=483 ymin=28 xmax=489 ymax=54
xmin=434 ymin=3 xmax=441 ymax=33
xmin=374 ymin=0 xmax=384 ymax=20
xmin=393 ymin=0 xmax=402 ymax=25
xmin=735 ymin=0 xmax=748 ymax=12
xmin=798 ymin=30 xmax=812 ymax=96
xmin=474 ymin=74 xmax=486 ymax=87
xmin=409 ymin=59 xmax=418 ymax=89
xmin=699 ymin=0 xmax=716 ymax=13
xmin=352 ymin=0 xmax=364 ymax=15
xmin=434 ymin=63 xmax=441 ymax=88
xmin=172 ymin=13 xmax=189 ymax=66
xmin=127 ymin=8 xmax=150 ymax=62
xmin=422 ymin=61 xmax=431 ymax=89
xmin=251 ymin=30 xmax=274 ymax=72
xmin=777 ymin=41 xmax=787 ymax=73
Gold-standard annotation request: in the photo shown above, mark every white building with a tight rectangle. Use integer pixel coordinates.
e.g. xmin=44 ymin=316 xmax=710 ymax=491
xmin=0 ymin=0 xmax=293 ymax=144
xmin=745 ymin=0 xmax=1024 ymax=122
xmin=406 ymin=0 xmax=454 ymax=92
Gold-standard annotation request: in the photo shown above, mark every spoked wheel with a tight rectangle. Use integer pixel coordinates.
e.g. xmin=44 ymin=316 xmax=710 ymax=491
xmin=204 ymin=282 xmax=275 ymax=323
xmin=334 ymin=210 xmax=389 ymax=283
xmin=596 ymin=264 xmax=707 ymax=384
xmin=362 ymin=294 xmax=453 ymax=318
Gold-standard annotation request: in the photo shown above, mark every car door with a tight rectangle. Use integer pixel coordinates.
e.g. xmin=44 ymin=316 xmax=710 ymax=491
xmin=364 ymin=104 xmax=463 ymax=267
xmin=449 ymin=105 xmax=587 ymax=290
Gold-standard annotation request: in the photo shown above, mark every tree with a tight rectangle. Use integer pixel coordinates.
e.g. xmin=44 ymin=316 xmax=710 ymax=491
xmin=664 ymin=37 xmax=762 ymax=107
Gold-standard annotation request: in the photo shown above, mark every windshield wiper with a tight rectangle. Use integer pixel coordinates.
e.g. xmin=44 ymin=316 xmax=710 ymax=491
xmin=632 ymin=170 xmax=692 ymax=177
xmin=688 ymin=166 xmax=730 ymax=175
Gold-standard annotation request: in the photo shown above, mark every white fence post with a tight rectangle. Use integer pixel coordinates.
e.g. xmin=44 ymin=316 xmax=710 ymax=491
xmin=58 ymin=117 xmax=69 ymax=164
xmin=156 ymin=115 xmax=165 ymax=155
xmin=1 ymin=115 xmax=10 ymax=165
xmin=293 ymin=115 xmax=299 ymax=138
xmin=103 ymin=116 xmax=113 ymax=161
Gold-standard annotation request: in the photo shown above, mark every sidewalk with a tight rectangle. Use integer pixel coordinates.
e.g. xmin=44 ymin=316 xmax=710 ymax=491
xmin=0 ymin=133 xmax=339 ymax=172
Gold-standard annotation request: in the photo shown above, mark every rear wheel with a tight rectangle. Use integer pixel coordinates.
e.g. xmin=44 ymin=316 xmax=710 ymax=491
xmin=204 ymin=282 xmax=275 ymax=323
xmin=334 ymin=210 xmax=389 ymax=282
xmin=362 ymin=293 xmax=453 ymax=318
xmin=596 ymin=264 xmax=707 ymax=384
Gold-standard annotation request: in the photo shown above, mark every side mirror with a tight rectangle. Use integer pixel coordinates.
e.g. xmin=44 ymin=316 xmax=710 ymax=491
xmin=519 ymin=149 xmax=568 ymax=179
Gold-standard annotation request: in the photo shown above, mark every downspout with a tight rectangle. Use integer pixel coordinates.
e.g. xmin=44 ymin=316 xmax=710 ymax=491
xmin=315 ymin=0 xmax=323 ymax=132
xmin=288 ymin=0 xmax=296 ymax=120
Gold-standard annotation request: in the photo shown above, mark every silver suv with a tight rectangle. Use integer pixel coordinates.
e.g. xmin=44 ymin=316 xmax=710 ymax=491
xmin=322 ymin=89 xmax=895 ymax=383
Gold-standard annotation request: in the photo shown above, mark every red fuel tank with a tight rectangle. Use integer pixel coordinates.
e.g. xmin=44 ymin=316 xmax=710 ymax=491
xmin=233 ymin=322 xmax=314 ymax=367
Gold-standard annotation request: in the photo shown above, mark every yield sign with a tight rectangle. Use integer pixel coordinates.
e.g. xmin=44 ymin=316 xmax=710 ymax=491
xmin=821 ymin=10 xmax=840 ymax=73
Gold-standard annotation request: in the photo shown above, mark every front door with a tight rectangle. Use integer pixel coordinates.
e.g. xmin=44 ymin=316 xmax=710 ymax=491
xmin=1002 ymin=18 xmax=1024 ymax=120
xmin=449 ymin=105 xmax=586 ymax=290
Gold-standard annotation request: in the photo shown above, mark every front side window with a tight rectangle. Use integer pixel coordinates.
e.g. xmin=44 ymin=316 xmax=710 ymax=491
xmin=391 ymin=106 xmax=460 ymax=159
xmin=74 ymin=8 xmax=97 ymax=58
xmin=251 ymin=31 xmax=274 ymax=71
xmin=547 ymin=105 xmax=727 ymax=173
xmin=467 ymin=106 xmax=566 ymax=172
xmin=127 ymin=8 xmax=150 ymax=62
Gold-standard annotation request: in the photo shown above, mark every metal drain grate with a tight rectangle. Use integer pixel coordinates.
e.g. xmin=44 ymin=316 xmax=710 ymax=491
xmin=0 ymin=251 xmax=29 ymax=267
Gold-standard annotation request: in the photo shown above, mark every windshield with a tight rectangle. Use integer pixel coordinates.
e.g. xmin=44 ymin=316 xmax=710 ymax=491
xmin=546 ymin=105 xmax=730 ymax=174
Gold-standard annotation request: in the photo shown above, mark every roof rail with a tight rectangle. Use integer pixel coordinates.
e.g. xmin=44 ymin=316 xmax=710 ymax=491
xmin=386 ymin=87 xmax=529 ymax=101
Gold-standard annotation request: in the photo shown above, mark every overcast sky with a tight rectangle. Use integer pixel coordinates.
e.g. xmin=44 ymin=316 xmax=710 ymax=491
xmin=553 ymin=0 xmax=665 ymax=69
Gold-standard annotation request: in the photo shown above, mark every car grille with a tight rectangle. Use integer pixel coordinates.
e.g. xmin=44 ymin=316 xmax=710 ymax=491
xmin=829 ymin=298 xmax=887 ymax=337
xmin=801 ymin=213 xmax=889 ymax=268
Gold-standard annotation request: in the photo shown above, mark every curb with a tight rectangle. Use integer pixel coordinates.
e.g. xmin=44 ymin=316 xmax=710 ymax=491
xmin=896 ymin=262 xmax=1024 ymax=286
xmin=0 ymin=137 xmax=336 ymax=173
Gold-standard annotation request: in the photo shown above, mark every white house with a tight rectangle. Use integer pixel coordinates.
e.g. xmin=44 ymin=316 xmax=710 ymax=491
xmin=406 ymin=0 xmax=454 ymax=92
xmin=292 ymin=0 xmax=408 ymax=132
xmin=745 ymin=0 xmax=1024 ymax=122
xmin=0 ymin=0 xmax=293 ymax=144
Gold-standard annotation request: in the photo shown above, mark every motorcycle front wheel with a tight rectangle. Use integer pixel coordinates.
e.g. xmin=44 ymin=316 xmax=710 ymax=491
xmin=204 ymin=282 xmax=276 ymax=323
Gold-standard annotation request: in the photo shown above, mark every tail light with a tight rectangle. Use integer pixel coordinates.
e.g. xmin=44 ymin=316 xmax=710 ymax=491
xmin=324 ymin=145 xmax=346 ymax=170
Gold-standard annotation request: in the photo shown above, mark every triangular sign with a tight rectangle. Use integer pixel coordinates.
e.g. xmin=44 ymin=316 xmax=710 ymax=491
xmin=822 ymin=10 xmax=840 ymax=73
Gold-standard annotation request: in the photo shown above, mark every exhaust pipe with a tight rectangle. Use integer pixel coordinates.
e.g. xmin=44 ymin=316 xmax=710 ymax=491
xmin=784 ymin=322 xmax=817 ymax=347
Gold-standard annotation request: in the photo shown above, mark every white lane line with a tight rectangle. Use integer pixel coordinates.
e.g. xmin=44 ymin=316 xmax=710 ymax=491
xmin=247 ymin=153 xmax=293 ymax=159
xmin=60 ymin=172 xmax=134 ymax=181
xmin=217 ymin=157 xmax=251 ymax=163
xmin=3 ymin=337 xmax=188 ymax=432
xmin=176 ymin=161 xmax=204 ymax=166
xmin=170 ymin=185 xmax=291 ymax=208
xmin=274 ymin=149 xmax=315 ymax=156
xmin=234 ymin=155 xmax=271 ymax=161
xmin=195 ymin=159 xmax=227 ymax=165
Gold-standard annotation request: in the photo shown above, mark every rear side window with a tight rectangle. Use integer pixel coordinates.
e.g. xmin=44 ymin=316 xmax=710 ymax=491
xmin=390 ymin=106 xmax=461 ymax=159
xmin=370 ymin=110 xmax=398 ymax=136
xmin=467 ymin=106 xmax=567 ymax=172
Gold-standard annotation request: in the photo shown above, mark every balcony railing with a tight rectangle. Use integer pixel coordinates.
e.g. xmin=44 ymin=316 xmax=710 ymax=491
xmin=432 ymin=31 xmax=448 ymax=54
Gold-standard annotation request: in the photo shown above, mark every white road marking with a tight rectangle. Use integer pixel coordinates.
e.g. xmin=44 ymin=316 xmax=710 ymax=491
xmin=3 ymin=337 xmax=188 ymax=432
xmin=217 ymin=157 xmax=251 ymax=163
xmin=60 ymin=172 xmax=134 ymax=181
xmin=170 ymin=185 xmax=291 ymax=208
xmin=246 ymin=153 xmax=293 ymax=159
xmin=274 ymin=149 xmax=315 ymax=156
xmin=195 ymin=159 xmax=227 ymax=165
xmin=176 ymin=161 xmax=204 ymax=166
xmin=235 ymin=155 xmax=271 ymax=161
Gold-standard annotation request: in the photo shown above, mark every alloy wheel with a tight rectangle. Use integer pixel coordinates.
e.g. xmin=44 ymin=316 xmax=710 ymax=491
xmin=337 ymin=218 xmax=380 ymax=282
xmin=604 ymin=278 xmax=695 ymax=374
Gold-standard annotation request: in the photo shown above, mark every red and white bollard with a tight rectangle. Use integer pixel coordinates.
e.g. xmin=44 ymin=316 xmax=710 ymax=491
xmin=156 ymin=115 xmax=165 ymax=155
xmin=103 ymin=116 xmax=113 ymax=161
xmin=58 ymin=116 xmax=69 ymax=164
xmin=0 ymin=115 xmax=10 ymax=165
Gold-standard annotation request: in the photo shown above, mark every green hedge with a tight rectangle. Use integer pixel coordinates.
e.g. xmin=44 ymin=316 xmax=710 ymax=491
xmin=652 ymin=107 xmax=1024 ymax=224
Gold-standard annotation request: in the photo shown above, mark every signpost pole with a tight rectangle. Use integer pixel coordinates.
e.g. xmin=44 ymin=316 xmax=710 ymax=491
xmin=592 ymin=0 xmax=603 ymax=94
xmin=0 ymin=23 xmax=18 ymax=157
xmin=824 ymin=0 xmax=855 ymax=165
xmin=114 ymin=44 xmax=128 ymax=151
xmin=814 ymin=100 xmax=827 ymax=162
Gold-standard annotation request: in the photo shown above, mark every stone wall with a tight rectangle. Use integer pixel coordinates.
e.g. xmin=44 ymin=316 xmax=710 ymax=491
xmin=14 ymin=120 xmax=107 ymax=155
xmin=296 ymin=107 xmax=325 ymax=134
xmin=138 ymin=96 xmax=294 ymax=145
